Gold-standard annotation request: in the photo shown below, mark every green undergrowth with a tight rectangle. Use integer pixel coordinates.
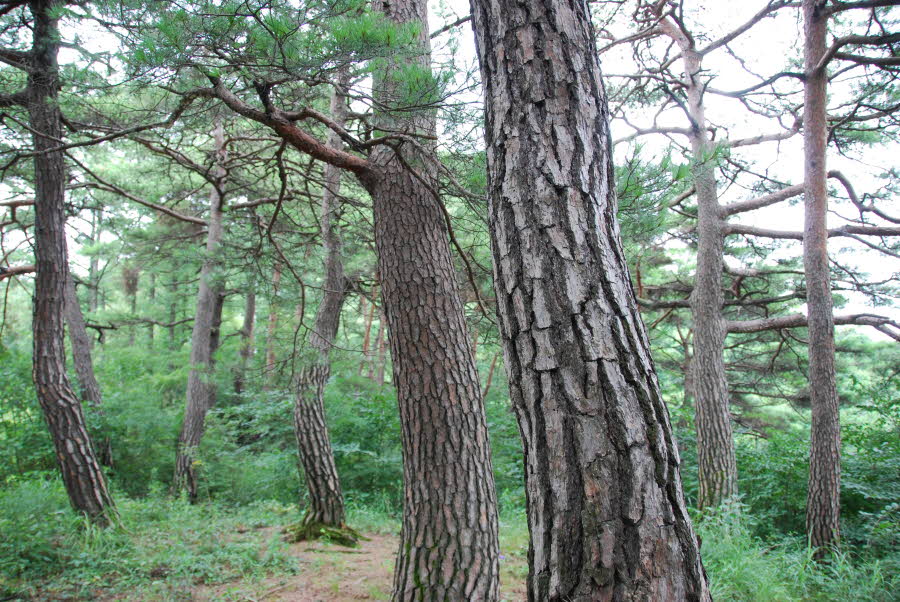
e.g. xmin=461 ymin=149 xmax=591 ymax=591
xmin=695 ymin=503 xmax=899 ymax=601
xmin=2 ymin=478 xmax=897 ymax=601
xmin=0 ymin=479 xmax=299 ymax=600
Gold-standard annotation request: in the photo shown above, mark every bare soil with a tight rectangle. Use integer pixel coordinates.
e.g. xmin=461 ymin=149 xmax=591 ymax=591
xmin=194 ymin=531 xmax=527 ymax=602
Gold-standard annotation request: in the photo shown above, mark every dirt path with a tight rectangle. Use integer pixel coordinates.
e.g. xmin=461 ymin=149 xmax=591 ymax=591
xmin=195 ymin=532 xmax=527 ymax=601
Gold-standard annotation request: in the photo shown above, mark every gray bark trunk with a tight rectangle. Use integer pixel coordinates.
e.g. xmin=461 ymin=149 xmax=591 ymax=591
xmin=655 ymin=14 xmax=738 ymax=510
xmin=803 ymin=0 xmax=841 ymax=554
xmin=234 ymin=290 xmax=256 ymax=394
xmin=27 ymin=0 xmax=115 ymax=524
xmin=470 ymin=0 xmax=711 ymax=598
xmin=174 ymin=119 xmax=228 ymax=501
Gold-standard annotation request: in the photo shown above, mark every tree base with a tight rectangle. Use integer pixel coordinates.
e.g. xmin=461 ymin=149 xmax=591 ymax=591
xmin=282 ymin=520 xmax=363 ymax=547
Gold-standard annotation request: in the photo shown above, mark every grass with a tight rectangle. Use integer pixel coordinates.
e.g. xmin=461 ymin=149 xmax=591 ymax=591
xmin=0 ymin=480 xmax=300 ymax=600
xmin=2 ymin=480 xmax=897 ymax=601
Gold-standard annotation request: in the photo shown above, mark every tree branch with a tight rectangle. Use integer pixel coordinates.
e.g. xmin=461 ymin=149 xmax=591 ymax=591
xmin=727 ymin=312 xmax=900 ymax=341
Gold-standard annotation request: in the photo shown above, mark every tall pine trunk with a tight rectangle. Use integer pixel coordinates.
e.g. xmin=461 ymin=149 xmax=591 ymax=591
xmin=470 ymin=0 xmax=710 ymax=598
xmin=292 ymin=80 xmax=349 ymax=531
xmin=28 ymin=0 xmax=114 ymax=524
xmin=803 ymin=0 xmax=841 ymax=554
xmin=174 ymin=119 xmax=227 ymax=501
xmin=656 ymin=15 xmax=737 ymax=510
xmin=365 ymin=0 xmax=500 ymax=596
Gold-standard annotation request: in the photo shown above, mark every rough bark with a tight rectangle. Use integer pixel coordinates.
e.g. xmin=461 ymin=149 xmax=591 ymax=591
xmin=366 ymin=0 xmax=500 ymax=597
xmin=657 ymin=15 xmax=738 ymax=510
xmin=470 ymin=0 xmax=711 ymax=598
xmin=292 ymin=80 xmax=349 ymax=530
xmin=803 ymin=0 xmax=841 ymax=554
xmin=233 ymin=290 xmax=256 ymax=394
xmin=27 ymin=0 xmax=115 ymax=524
xmin=174 ymin=119 xmax=227 ymax=501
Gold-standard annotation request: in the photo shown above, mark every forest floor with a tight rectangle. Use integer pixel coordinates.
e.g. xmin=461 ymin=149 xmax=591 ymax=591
xmin=191 ymin=529 xmax=528 ymax=601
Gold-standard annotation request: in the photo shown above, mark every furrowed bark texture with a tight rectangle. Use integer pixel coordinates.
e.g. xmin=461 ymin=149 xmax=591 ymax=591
xmin=175 ymin=120 xmax=227 ymax=501
xmin=367 ymin=0 xmax=500 ymax=597
xmin=661 ymin=19 xmax=738 ymax=509
xmin=28 ymin=0 xmax=114 ymax=523
xmin=293 ymin=82 xmax=349 ymax=528
xmin=64 ymin=272 xmax=103 ymax=407
xmin=470 ymin=0 xmax=711 ymax=599
xmin=803 ymin=0 xmax=841 ymax=553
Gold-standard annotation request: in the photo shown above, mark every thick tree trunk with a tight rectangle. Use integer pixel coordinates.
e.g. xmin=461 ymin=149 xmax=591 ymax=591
xmin=470 ymin=0 xmax=710 ymax=598
xmin=365 ymin=0 xmax=500 ymax=597
xmin=28 ymin=0 xmax=114 ymax=524
xmin=292 ymin=81 xmax=349 ymax=529
xmin=803 ymin=0 xmax=841 ymax=554
xmin=234 ymin=290 xmax=256 ymax=394
xmin=174 ymin=120 xmax=227 ymax=501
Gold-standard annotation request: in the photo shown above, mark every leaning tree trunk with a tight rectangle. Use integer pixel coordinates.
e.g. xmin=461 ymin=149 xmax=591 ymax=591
xmin=803 ymin=0 xmax=841 ymax=554
xmin=64 ymin=272 xmax=113 ymax=466
xmin=365 ymin=0 xmax=500 ymax=597
xmin=290 ymin=80 xmax=349 ymax=534
xmin=64 ymin=272 xmax=103 ymax=407
xmin=470 ymin=0 xmax=711 ymax=598
xmin=174 ymin=119 xmax=227 ymax=501
xmin=27 ymin=0 xmax=115 ymax=524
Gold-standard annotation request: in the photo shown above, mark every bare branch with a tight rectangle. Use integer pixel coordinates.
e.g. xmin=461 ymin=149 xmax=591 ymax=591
xmin=727 ymin=312 xmax=900 ymax=341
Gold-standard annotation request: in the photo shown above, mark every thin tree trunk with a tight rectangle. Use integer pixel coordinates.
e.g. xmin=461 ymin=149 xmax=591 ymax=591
xmin=657 ymin=15 xmax=738 ymax=510
xmin=375 ymin=312 xmax=387 ymax=386
xmin=27 ymin=0 xmax=114 ymax=524
xmin=292 ymin=78 xmax=349 ymax=530
xmin=367 ymin=312 xmax=384 ymax=381
xmin=234 ymin=290 xmax=256 ymax=394
xmin=64 ymin=272 xmax=113 ymax=466
xmin=64 ymin=272 xmax=103 ymax=407
xmin=167 ymin=273 xmax=178 ymax=350
xmin=88 ymin=208 xmax=101 ymax=317
xmin=264 ymin=261 xmax=282 ymax=388
xmin=148 ymin=273 xmax=156 ymax=344
xmin=470 ymin=0 xmax=710 ymax=598
xmin=174 ymin=119 xmax=227 ymax=501
xmin=803 ymin=0 xmax=841 ymax=554
xmin=481 ymin=351 xmax=499 ymax=399
xmin=358 ymin=281 xmax=377 ymax=376
xmin=365 ymin=0 xmax=500 ymax=596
